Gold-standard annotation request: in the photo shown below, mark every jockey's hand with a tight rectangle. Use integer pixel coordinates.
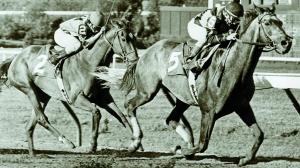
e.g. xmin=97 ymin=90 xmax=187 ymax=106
xmin=99 ymin=26 xmax=106 ymax=34
xmin=226 ymin=33 xmax=237 ymax=41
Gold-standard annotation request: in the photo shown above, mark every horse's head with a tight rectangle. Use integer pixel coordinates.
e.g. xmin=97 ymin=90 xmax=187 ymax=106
xmin=103 ymin=19 xmax=138 ymax=63
xmin=252 ymin=4 xmax=292 ymax=54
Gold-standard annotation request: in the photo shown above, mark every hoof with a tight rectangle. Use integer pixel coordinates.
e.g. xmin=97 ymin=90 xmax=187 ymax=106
xmin=238 ymin=157 xmax=252 ymax=167
xmin=128 ymin=141 xmax=141 ymax=153
xmin=28 ymin=151 xmax=36 ymax=157
xmin=138 ymin=144 xmax=144 ymax=152
xmin=59 ymin=136 xmax=76 ymax=149
xmin=170 ymin=145 xmax=182 ymax=155
xmin=65 ymin=141 xmax=76 ymax=149
xmin=181 ymin=146 xmax=198 ymax=156
xmin=88 ymin=143 xmax=97 ymax=153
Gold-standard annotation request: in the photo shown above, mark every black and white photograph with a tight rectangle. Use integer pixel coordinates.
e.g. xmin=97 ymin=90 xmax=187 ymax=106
xmin=0 ymin=0 xmax=299 ymax=167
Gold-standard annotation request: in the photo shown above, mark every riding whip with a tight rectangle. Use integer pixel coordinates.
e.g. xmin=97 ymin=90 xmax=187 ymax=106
xmin=214 ymin=25 xmax=240 ymax=87
xmin=104 ymin=0 xmax=117 ymax=26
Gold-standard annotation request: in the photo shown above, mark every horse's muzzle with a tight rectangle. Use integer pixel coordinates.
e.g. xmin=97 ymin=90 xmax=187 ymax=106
xmin=276 ymin=37 xmax=292 ymax=54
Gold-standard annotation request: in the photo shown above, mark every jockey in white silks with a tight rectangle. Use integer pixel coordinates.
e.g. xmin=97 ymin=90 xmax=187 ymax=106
xmin=50 ymin=11 xmax=106 ymax=65
xmin=185 ymin=0 xmax=244 ymax=72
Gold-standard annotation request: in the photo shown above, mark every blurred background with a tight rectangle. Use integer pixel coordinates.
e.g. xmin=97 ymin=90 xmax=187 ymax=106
xmin=0 ymin=0 xmax=299 ymax=66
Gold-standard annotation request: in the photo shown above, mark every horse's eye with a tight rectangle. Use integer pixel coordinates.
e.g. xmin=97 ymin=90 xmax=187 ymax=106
xmin=264 ymin=21 xmax=271 ymax=26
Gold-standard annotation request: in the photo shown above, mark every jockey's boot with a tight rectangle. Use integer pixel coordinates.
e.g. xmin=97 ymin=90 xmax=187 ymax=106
xmin=186 ymin=56 xmax=203 ymax=73
xmin=185 ymin=45 xmax=203 ymax=72
xmin=49 ymin=49 xmax=68 ymax=65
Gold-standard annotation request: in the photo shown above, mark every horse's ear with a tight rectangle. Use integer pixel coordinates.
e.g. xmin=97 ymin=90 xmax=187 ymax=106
xmin=253 ymin=3 xmax=264 ymax=14
xmin=110 ymin=19 xmax=121 ymax=28
xmin=111 ymin=19 xmax=128 ymax=30
xmin=121 ymin=5 xmax=134 ymax=22
xmin=269 ymin=3 xmax=276 ymax=13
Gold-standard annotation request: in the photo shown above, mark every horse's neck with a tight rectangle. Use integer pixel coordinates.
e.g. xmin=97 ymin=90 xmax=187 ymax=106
xmin=77 ymin=33 xmax=113 ymax=71
xmin=234 ymin=20 xmax=262 ymax=79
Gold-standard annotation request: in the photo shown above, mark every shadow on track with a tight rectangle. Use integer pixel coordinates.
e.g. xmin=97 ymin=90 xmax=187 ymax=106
xmin=183 ymin=154 xmax=300 ymax=165
xmin=0 ymin=148 xmax=173 ymax=158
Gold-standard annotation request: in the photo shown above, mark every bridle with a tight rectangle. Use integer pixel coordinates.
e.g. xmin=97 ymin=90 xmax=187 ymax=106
xmin=103 ymin=27 xmax=136 ymax=63
xmin=236 ymin=12 xmax=279 ymax=53
xmin=213 ymin=12 xmax=285 ymax=86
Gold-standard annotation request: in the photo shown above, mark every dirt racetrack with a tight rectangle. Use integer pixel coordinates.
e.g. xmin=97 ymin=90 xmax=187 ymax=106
xmin=0 ymin=84 xmax=299 ymax=167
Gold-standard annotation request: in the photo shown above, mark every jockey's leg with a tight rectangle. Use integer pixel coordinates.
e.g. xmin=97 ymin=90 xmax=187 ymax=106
xmin=187 ymin=41 xmax=205 ymax=72
xmin=50 ymin=28 xmax=81 ymax=64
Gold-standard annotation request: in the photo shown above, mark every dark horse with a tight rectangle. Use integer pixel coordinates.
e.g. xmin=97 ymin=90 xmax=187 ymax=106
xmin=2 ymin=20 xmax=138 ymax=155
xmin=121 ymin=5 xmax=292 ymax=166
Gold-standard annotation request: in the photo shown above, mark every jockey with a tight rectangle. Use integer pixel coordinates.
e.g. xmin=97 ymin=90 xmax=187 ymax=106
xmin=50 ymin=11 xmax=106 ymax=65
xmin=185 ymin=0 xmax=244 ymax=72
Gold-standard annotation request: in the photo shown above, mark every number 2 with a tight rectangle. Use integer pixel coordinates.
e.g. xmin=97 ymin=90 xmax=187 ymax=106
xmin=78 ymin=24 xmax=87 ymax=36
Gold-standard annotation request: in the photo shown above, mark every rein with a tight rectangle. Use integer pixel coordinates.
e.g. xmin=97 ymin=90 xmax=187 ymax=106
xmin=236 ymin=13 xmax=276 ymax=51
xmin=214 ymin=12 xmax=278 ymax=86
xmin=103 ymin=28 xmax=136 ymax=64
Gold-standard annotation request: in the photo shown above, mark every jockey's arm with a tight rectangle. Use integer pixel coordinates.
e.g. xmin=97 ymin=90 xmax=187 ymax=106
xmin=82 ymin=26 xmax=106 ymax=48
xmin=82 ymin=30 xmax=103 ymax=48
xmin=207 ymin=30 xmax=237 ymax=45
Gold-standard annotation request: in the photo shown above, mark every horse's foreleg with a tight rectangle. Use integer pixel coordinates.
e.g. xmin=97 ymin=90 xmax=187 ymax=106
xmin=198 ymin=109 xmax=216 ymax=152
xmin=235 ymin=101 xmax=264 ymax=166
xmin=166 ymin=99 xmax=194 ymax=152
xmin=103 ymin=102 xmax=132 ymax=131
xmin=181 ymin=108 xmax=216 ymax=156
xmin=61 ymin=101 xmax=82 ymax=147
xmin=73 ymin=93 xmax=101 ymax=153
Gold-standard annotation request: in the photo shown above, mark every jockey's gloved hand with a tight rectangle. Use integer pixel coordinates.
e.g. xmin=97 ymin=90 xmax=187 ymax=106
xmin=226 ymin=33 xmax=237 ymax=41
xmin=99 ymin=26 xmax=106 ymax=34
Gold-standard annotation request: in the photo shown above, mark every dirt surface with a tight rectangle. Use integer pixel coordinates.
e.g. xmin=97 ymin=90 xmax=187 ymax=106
xmin=0 ymin=85 xmax=299 ymax=168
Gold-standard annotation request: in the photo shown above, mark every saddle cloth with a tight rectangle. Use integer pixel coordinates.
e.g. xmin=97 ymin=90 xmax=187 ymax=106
xmin=33 ymin=45 xmax=72 ymax=104
xmin=167 ymin=41 xmax=220 ymax=76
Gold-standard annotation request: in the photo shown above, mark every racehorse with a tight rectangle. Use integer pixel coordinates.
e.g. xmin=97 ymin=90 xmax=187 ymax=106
xmin=121 ymin=4 xmax=292 ymax=166
xmin=2 ymin=19 xmax=138 ymax=155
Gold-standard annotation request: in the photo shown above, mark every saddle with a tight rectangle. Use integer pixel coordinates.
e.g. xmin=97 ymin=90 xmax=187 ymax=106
xmin=183 ymin=40 xmax=219 ymax=72
xmin=46 ymin=45 xmax=73 ymax=104
xmin=48 ymin=45 xmax=69 ymax=66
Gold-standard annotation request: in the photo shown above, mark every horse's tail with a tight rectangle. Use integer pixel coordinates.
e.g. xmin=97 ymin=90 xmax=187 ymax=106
xmin=0 ymin=57 xmax=13 ymax=87
xmin=120 ymin=59 xmax=138 ymax=94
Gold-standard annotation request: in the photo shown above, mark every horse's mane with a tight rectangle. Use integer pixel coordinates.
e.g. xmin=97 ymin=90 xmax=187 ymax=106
xmin=239 ymin=8 xmax=259 ymax=36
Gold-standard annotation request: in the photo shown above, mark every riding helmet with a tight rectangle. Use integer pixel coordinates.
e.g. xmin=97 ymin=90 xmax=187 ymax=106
xmin=225 ymin=0 xmax=244 ymax=18
xmin=89 ymin=11 xmax=105 ymax=27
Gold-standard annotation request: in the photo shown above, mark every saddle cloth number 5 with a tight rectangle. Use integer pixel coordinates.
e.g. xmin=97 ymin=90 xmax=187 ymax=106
xmin=168 ymin=51 xmax=181 ymax=73
xmin=33 ymin=54 xmax=48 ymax=76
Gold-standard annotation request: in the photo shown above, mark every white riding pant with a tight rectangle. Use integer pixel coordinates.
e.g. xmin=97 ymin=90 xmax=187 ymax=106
xmin=54 ymin=28 xmax=81 ymax=54
xmin=187 ymin=18 xmax=208 ymax=47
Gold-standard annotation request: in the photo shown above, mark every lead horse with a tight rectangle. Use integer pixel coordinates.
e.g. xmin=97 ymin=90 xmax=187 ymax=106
xmin=3 ymin=19 xmax=138 ymax=155
xmin=121 ymin=5 xmax=292 ymax=166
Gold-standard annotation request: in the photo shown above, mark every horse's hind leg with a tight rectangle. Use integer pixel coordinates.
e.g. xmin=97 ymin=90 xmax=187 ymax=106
xmin=26 ymin=91 xmax=50 ymax=155
xmin=235 ymin=101 xmax=264 ymax=166
xmin=125 ymin=78 xmax=161 ymax=152
xmin=166 ymin=99 xmax=194 ymax=152
xmin=26 ymin=109 xmax=39 ymax=156
xmin=26 ymin=90 xmax=75 ymax=155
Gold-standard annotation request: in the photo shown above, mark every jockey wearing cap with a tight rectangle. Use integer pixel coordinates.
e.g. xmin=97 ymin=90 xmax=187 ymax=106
xmin=50 ymin=11 xmax=106 ymax=65
xmin=185 ymin=0 xmax=244 ymax=72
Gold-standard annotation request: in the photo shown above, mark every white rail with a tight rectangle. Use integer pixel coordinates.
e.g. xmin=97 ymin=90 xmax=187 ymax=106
xmin=0 ymin=11 xmax=93 ymax=15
